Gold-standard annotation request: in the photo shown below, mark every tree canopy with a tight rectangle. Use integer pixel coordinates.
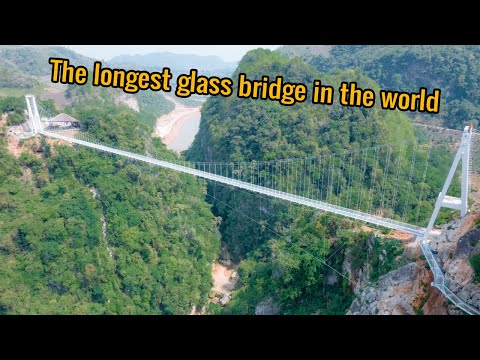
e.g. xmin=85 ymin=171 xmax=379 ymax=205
xmin=307 ymin=45 xmax=480 ymax=129
xmin=187 ymin=49 xmax=456 ymax=314
xmin=0 ymin=86 xmax=220 ymax=314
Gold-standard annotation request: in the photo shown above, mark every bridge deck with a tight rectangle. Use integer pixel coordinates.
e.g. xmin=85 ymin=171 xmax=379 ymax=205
xmin=38 ymin=127 xmax=480 ymax=315
xmin=41 ymin=130 xmax=426 ymax=237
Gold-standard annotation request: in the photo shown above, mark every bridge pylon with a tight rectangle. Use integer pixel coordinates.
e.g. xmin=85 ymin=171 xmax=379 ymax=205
xmin=423 ymin=125 xmax=473 ymax=241
xmin=28 ymin=91 xmax=479 ymax=313
xmin=25 ymin=95 xmax=42 ymax=134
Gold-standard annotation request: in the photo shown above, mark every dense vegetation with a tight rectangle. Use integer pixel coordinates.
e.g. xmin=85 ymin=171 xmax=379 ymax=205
xmin=0 ymin=82 xmax=220 ymax=314
xmin=278 ymin=45 xmax=333 ymax=61
xmin=65 ymin=81 xmax=175 ymax=128
xmin=0 ymin=58 xmax=36 ymax=88
xmin=0 ymin=46 xmax=93 ymax=77
xmin=1 ymin=46 xmax=469 ymax=315
xmin=471 ymin=254 xmax=480 ymax=283
xmin=348 ymin=234 xmax=404 ymax=282
xmin=0 ymin=96 xmax=27 ymax=125
xmin=136 ymin=91 xmax=175 ymax=128
xmin=301 ymin=45 xmax=480 ymax=130
xmin=188 ymin=49 xmax=457 ymax=314
xmin=0 ymin=46 xmax=93 ymax=89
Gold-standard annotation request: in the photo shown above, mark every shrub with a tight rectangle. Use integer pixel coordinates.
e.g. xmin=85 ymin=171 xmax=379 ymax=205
xmin=0 ymin=96 xmax=25 ymax=113
xmin=6 ymin=112 xmax=24 ymax=126
xmin=469 ymin=254 xmax=480 ymax=282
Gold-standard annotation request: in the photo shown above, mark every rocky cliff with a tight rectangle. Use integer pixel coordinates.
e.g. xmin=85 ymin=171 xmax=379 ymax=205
xmin=347 ymin=214 xmax=480 ymax=315
xmin=430 ymin=215 xmax=480 ymax=310
xmin=349 ymin=262 xmax=433 ymax=315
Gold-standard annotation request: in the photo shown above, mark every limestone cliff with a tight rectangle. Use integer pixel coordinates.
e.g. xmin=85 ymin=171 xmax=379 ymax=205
xmin=348 ymin=214 xmax=480 ymax=315
xmin=431 ymin=215 xmax=480 ymax=310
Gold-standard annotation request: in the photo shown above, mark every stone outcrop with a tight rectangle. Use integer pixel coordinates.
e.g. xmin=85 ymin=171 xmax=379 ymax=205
xmin=442 ymin=227 xmax=480 ymax=310
xmin=348 ymin=214 xmax=480 ymax=315
xmin=348 ymin=262 xmax=431 ymax=315
xmin=255 ymin=298 xmax=280 ymax=315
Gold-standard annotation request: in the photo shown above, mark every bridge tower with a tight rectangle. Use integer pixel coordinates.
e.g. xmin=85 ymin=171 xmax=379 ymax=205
xmin=423 ymin=125 xmax=473 ymax=240
xmin=25 ymin=95 xmax=42 ymax=134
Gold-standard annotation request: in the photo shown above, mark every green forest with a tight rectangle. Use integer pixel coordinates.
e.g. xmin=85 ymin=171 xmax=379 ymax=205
xmin=0 ymin=74 xmax=220 ymax=314
xmin=0 ymin=45 xmax=473 ymax=315
xmin=296 ymin=45 xmax=480 ymax=129
xmin=187 ymin=49 xmax=458 ymax=314
xmin=0 ymin=46 xmax=93 ymax=87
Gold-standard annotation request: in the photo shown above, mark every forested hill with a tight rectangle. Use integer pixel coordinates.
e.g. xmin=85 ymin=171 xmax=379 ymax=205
xmin=109 ymin=52 xmax=237 ymax=77
xmin=187 ymin=49 xmax=448 ymax=314
xmin=188 ymin=49 xmax=414 ymax=164
xmin=296 ymin=45 xmax=480 ymax=130
xmin=0 ymin=57 xmax=35 ymax=88
xmin=0 ymin=46 xmax=94 ymax=88
xmin=0 ymin=77 xmax=220 ymax=314
xmin=278 ymin=45 xmax=333 ymax=61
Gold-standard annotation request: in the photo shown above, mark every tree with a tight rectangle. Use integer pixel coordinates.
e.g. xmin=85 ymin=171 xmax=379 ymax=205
xmin=0 ymin=96 xmax=26 ymax=114
xmin=7 ymin=112 xmax=25 ymax=126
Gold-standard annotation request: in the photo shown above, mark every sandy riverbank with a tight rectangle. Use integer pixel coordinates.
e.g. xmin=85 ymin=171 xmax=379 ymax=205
xmin=190 ymin=261 xmax=238 ymax=315
xmin=153 ymin=95 xmax=201 ymax=147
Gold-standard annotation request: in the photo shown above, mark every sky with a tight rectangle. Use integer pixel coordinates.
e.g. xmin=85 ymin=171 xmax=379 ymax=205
xmin=65 ymin=45 xmax=281 ymax=62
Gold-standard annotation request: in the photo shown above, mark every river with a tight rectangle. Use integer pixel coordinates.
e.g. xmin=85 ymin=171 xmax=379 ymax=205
xmin=154 ymin=95 xmax=203 ymax=153
xmin=168 ymin=112 xmax=201 ymax=152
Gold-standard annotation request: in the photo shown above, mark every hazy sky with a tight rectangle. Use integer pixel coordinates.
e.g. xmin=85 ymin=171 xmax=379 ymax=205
xmin=65 ymin=45 xmax=281 ymax=62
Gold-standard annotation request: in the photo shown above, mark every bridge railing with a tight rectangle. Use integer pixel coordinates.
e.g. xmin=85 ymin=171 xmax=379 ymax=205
xmin=27 ymin=93 xmax=480 ymax=315
xmin=38 ymin=127 xmax=480 ymax=315
xmin=39 ymin=129 xmax=427 ymax=237
xmin=420 ymin=242 xmax=480 ymax=315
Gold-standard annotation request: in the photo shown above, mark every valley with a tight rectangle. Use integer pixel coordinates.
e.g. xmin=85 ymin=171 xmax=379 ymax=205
xmin=1 ymin=45 xmax=480 ymax=315
xmin=153 ymin=94 xmax=203 ymax=152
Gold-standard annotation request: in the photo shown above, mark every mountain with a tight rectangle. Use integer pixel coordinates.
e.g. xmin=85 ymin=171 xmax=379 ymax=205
xmin=0 ymin=57 xmax=36 ymax=88
xmin=291 ymin=45 xmax=480 ymax=130
xmin=109 ymin=52 xmax=237 ymax=76
xmin=0 ymin=46 xmax=94 ymax=77
xmin=1 ymin=45 xmax=472 ymax=315
xmin=278 ymin=45 xmax=333 ymax=60
xmin=187 ymin=49 xmax=454 ymax=314
xmin=0 ymin=46 xmax=94 ymax=90
xmin=0 ymin=47 xmax=220 ymax=314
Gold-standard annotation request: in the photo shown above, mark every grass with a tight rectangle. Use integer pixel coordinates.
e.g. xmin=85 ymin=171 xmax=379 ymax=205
xmin=0 ymin=84 xmax=46 ymax=97
xmin=469 ymin=254 xmax=480 ymax=282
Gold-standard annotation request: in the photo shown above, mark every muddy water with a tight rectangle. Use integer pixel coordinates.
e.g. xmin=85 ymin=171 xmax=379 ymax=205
xmin=168 ymin=112 xmax=201 ymax=152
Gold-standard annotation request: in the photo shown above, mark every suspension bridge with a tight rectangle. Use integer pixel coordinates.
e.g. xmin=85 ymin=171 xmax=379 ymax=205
xmin=24 ymin=95 xmax=480 ymax=315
